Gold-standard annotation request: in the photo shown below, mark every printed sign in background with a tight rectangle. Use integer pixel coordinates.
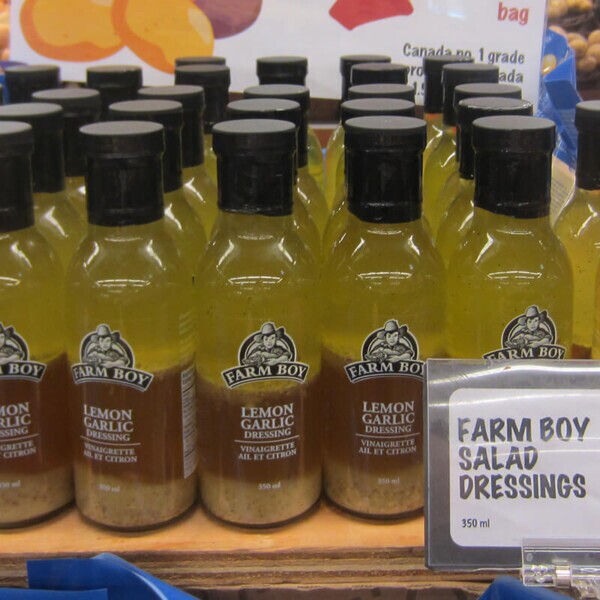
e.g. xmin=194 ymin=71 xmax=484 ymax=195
xmin=10 ymin=0 xmax=547 ymax=106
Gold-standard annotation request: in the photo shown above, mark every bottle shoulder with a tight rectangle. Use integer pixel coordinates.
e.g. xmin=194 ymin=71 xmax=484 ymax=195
xmin=554 ymin=191 xmax=600 ymax=241
xmin=324 ymin=221 xmax=444 ymax=284
xmin=67 ymin=222 xmax=188 ymax=287
xmin=0 ymin=227 xmax=63 ymax=283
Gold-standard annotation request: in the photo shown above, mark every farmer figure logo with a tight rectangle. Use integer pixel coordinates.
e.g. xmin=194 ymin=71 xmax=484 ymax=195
xmin=222 ymin=322 xmax=309 ymax=388
xmin=72 ymin=324 xmax=153 ymax=391
xmin=484 ymin=305 xmax=565 ymax=360
xmin=345 ymin=319 xmax=423 ymax=383
xmin=0 ymin=322 xmax=46 ymax=381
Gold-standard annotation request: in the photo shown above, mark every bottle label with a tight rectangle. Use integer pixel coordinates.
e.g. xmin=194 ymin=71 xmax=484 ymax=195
xmin=345 ymin=320 xmax=423 ymax=383
xmin=71 ymin=324 xmax=154 ymax=391
xmin=0 ymin=323 xmax=46 ymax=382
xmin=222 ymin=321 xmax=309 ymax=389
xmin=483 ymin=305 xmax=566 ymax=360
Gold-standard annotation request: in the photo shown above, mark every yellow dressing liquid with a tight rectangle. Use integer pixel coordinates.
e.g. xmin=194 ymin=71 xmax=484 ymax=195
xmin=325 ymin=125 xmax=344 ymax=208
xmin=183 ymin=164 xmax=218 ymax=237
xmin=307 ymin=126 xmax=324 ymax=191
xmin=297 ymin=166 xmax=328 ymax=235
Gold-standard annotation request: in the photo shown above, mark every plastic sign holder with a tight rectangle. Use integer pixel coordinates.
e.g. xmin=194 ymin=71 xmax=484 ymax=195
xmin=426 ymin=359 xmax=600 ymax=571
xmin=522 ymin=540 xmax=600 ymax=598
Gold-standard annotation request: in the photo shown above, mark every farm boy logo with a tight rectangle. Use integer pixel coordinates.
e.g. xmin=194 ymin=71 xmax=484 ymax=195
xmin=222 ymin=322 xmax=309 ymax=389
xmin=0 ymin=322 xmax=46 ymax=381
xmin=72 ymin=324 xmax=153 ymax=391
xmin=345 ymin=319 xmax=423 ymax=383
xmin=484 ymin=305 xmax=565 ymax=360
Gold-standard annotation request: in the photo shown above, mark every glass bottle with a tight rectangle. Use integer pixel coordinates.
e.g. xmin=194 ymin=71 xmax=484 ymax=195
xmin=256 ymin=56 xmax=324 ymax=190
xmin=0 ymin=103 xmax=86 ymax=270
xmin=5 ymin=65 xmax=60 ymax=103
xmin=422 ymin=55 xmax=473 ymax=164
xmin=322 ymin=98 xmax=416 ymax=255
xmin=0 ymin=121 xmax=72 ymax=527
xmin=108 ymin=99 xmax=207 ymax=274
xmin=556 ymin=101 xmax=600 ymax=358
xmin=225 ymin=98 xmax=321 ymax=259
xmin=322 ymin=115 xmax=444 ymax=518
xmin=86 ymin=65 xmax=142 ymax=119
xmin=174 ymin=64 xmax=231 ymax=186
xmin=138 ymin=85 xmax=218 ymax=235
xmin=68 ymin=121 xmax=197 ymax=530
xmin=423 ymin=63 xmax=499 ymax=236
xmin=244 ymin=84 xmax=328 ymax=234
xmin=196 ymin=119 xmax=321 ymax=527
xmin=32 ymin=88 xmax=102 ymax=220
xmin=447 ymin=116 xmax=572 ymax=360
xmin=437 ymin=96 xmax=532 ymax=266
xmin=437 ymin=83 xmax=523 ymax=212
xmin=326 ymin=83 xmax=416 ymax=208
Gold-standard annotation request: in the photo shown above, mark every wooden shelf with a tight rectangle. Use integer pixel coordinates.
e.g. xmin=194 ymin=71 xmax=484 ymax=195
xmin=0 ymin=502 xmax=504 ymax=595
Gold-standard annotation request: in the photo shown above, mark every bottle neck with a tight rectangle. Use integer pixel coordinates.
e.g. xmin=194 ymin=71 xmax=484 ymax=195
xmin=458 ymin=176 xmax=475 ymax=195
xmin=0 ymin=154 xmax=34 ymax=233
xmin=64 ymin=114 xmax=97 ymax=178
xmin=576 ymin=132 xmax=600 ymax=191
xmin=214 ymin=210 xmax=294 ymax=239
xmin=204 ymin=86 xmax=229 ymax=133
xmin=346 ymin=210 xmax=423 ymax=237
xmin=474 ymin=151 xmax=551 ymax=219
xmin=87 ymin=219 xmax=165 ymax=241
xmin=217 ymin=153 xmax=295 ymax=217
xmin=471 ymin=205 xmax=551 ymax=234
xmin=182 ymin=107 xmax=204 ymax=168
xmin=32 ymin=130 xmax=65 ymax=194
xmin=86 ymin=156 xmax=164 ymax=227
xmin=163 ymin=126 xmax=183 ymax=193
xmin=346 ymin=148 xmax=422 ymax=224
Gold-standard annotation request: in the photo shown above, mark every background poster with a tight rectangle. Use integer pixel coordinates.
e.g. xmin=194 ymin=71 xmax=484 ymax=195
xmin=10 ymin=0 xmax=547 ymax=105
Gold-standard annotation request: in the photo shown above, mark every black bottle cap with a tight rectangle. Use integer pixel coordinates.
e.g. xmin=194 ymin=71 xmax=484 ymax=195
xmin=86 ymin=65 xmax=143 ymax=117
xmin=347 ymin=83 xmax=416 ymax=102
xmin=0 ymin=122 xmax=34 ymax=233
xmin=341 ymin=98 xmax=416 ymax=124
xmin=423 ymin=54 xmax=474 ymax=114
xmin=473 ymin=115 xmax=555 ymax=219
xmin=109 ymin=100 xmax=184 ymax=193
xmin=5 ymin=65 xmax=61 ymax=103
xmin=81 ymin=121 xmax=165 ymax=227
xmin=442 ymin=64 xmax=499 ymax=126
xmin=213 ymin=119 xmax=296 ymax=216
xmin=0 ymin=102 xmax=65 ymax=194
xmin=174 ymin=65 xmax=231 ymax=133
xmin=138 ymin=85 xmax=205 ymax=168
xmin=226 ymin=98 xmax=302 ymax=168
xmin=244 ymin=84 xmax=310 ymax=166
xmin=350 ymin=62 xmax=409 ymax=86
xmin=32 ymin=88 xmax=102 ymax=178
xmin=257 ymin=56 xmax=308 ymax=86
xmin=345 ymin=116 xmax=426 ymax=224
xmin=339 ymin=55 xmax=391 ymax=101
xmin=454 ymin=83 xmax=522 ymax=107
xmin=575 ymin=100 xmax=600 ymax=190
xmin=175 ymin=56 xmax=227 ymax=66
xmin=457 ymin=97 xmax=533 ymax=179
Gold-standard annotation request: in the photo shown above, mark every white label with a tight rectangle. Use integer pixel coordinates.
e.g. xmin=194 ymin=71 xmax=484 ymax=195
xmin=10 ymin=0 xmax=546 ymax=106
xmin=449 ymin=388 xmax=600 ymax=548
xmin=181 ymin=366 xmax=197 ymax=479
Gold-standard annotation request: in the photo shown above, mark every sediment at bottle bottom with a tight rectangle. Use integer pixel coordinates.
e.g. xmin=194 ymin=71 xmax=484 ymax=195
xmin=572 ymin=344 xmax=592 ymax=359
xmin=0 ymin=465 xmax=73 ymax=527
xmin=200 ymin=470 xmax=321 ymax=527
xmin=74 ymin=465 xmax=197 ymax=530
xmin=321 ymin=349 xmax=423 ymax=518
xmin=197 ymin=374 xmax=322 ymax=526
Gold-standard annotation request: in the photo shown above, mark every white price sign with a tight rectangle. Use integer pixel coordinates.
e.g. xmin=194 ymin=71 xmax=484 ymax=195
xmin=449 ymin=388 xmax=600 ymax=548
xmin=426 ymin=360 xmax=600 ymax=570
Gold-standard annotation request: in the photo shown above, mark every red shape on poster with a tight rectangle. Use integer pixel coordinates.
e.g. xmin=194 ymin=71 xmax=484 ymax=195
xmin=329 ymin=0 xmax=414 ymax=30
